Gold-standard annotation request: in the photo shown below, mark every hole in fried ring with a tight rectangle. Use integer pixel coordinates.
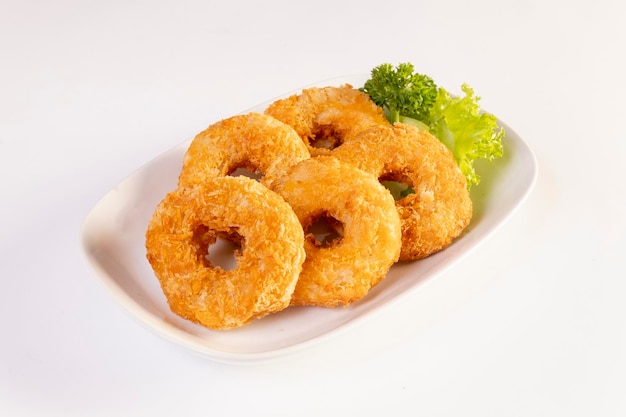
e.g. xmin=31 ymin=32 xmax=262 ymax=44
xmin=199 ymin=228 xmax=243 ymax=272
xmin=305 ymin=213 xmax=344 ymax=248
xmin=309 ymin=125 xmax=344 ymax=151
xmin=380 ymin=173 xmax=416 ymax=201
xmin=229 ymin=166 xmax=263 ymax=181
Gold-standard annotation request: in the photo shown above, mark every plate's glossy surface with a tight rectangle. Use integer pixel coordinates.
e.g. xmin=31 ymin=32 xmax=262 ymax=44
xmin=81 ymin=75 xmax=538 ymax=363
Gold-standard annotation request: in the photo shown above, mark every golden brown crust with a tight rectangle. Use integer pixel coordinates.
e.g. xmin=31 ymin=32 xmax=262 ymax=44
xmin=145 ymin=84 xmax=474 ymax=329
xmin=145 ymin=176 xmax=305 ymax=330
xmin=270 ymin=156 xmax=402 ymax=307
xmin=178 ymin=112 xmax=310 ymax=189
xmin=264 ymin=85 xmax=389 ymax=156
xmin=333 ymin=123 xmax=473 ymax=261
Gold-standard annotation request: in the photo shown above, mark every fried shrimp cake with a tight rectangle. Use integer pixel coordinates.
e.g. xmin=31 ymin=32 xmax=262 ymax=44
xmin=145 ymin=176 xmax=306 ymax=330
xmin=333 ymin=123 xmax=473 ymax=261
xmin=178 ymin=112 xmax=310 ymax=188
xmin=264 ymin=84 xmax=389 ymax=156
xmin=270 ymin=156 xmax=402 ymax=307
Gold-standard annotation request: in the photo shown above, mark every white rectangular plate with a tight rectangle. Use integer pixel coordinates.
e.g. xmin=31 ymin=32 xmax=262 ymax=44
xmin=81 ymin=75 xmax=538 ymax=363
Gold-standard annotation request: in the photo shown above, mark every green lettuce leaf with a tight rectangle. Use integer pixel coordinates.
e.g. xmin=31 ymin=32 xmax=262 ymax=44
xmin=428 ymin=84 xmax=504 ymax=187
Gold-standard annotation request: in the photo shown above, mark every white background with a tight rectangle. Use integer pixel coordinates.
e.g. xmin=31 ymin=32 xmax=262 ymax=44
xmin=2 ymin=0 xmax=625 ymax=415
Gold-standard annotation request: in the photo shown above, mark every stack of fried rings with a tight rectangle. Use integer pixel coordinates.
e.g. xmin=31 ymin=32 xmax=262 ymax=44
xmin=266 ymin=85 xmax=473 ymax=259
xmin=145 ymin=84 xmax=472 ymax=330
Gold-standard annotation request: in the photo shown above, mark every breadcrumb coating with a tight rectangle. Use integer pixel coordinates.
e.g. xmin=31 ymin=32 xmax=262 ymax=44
xmin=333 ymin=123 xmax=472 ymax=260
xmin=145 ymin=176 xmax=305 ymax=330
xmin=270 ymin=156 xmax=402 ymax=307
xmin=265 ymin=85 xmax=389 ymax=156
xmin=178 ymin=112 xmax=310 ymax=188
